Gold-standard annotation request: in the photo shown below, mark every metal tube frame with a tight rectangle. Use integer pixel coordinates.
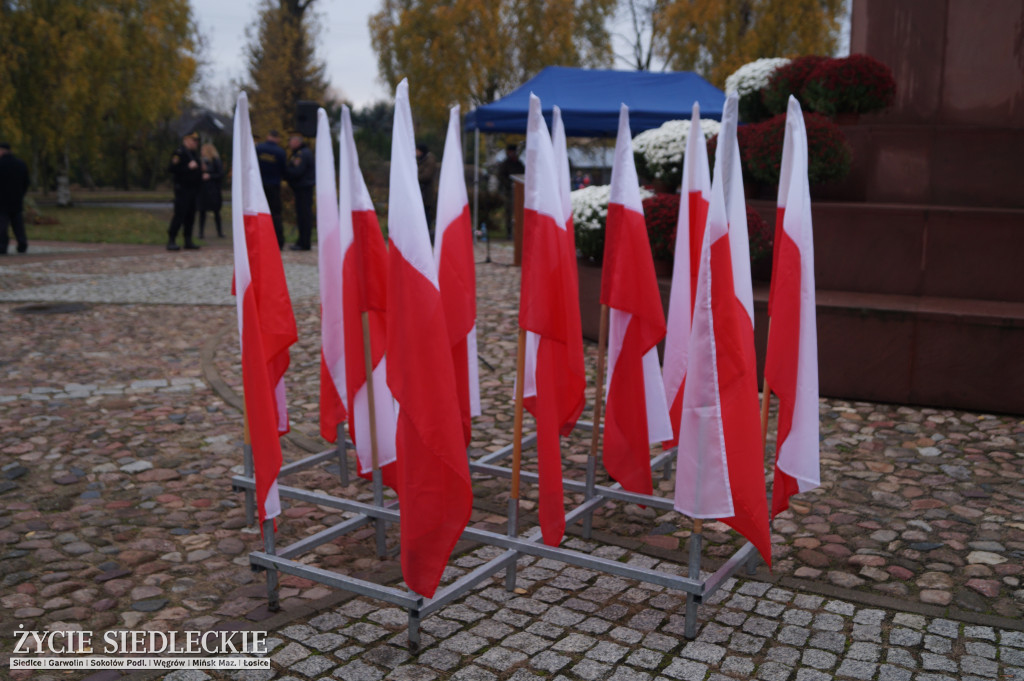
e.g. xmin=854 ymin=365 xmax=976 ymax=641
xmin=233 ymin=422 xmax=761 ymax=647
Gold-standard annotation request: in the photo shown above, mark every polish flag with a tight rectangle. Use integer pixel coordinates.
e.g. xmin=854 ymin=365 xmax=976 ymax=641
xmin=601 ymin=104 xmax=672 ymax=495
xmin=673 ymin=95 xmax=771 ymax=565
xmin=520 ymin=94 xmax=586 ymax=547
xmin=230 ymin=92 xmax=294 ymax=524
xmin=433 ymin=105 xmax=480 ymax=447
xmin=662 ymin=103 xmax=711 ymax=449
xmin=337 ymin=105 xmax=398 ymax=482
xmin=765 ymin=96 xmax=820 ymax=518
xmin=316 ymin=108 xmax=347 ymax=443
xmin=387 ymin=79 xmax=473 ymax=597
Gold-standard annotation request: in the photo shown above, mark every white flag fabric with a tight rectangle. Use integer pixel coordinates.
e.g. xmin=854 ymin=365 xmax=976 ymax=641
xmin=434 ymin=104 xmax=481 ymax=446
xmin=765 ymin=95 xmax=820 ymax=517
xmin=338 ymin=105 xmax=398 ymax=476
xmin=662 ymin=102 xmax=712 ymax=448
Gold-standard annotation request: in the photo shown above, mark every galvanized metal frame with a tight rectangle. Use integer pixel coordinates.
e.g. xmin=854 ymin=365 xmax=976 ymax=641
xmin=233 ymin=425 xmax=761 ymax=648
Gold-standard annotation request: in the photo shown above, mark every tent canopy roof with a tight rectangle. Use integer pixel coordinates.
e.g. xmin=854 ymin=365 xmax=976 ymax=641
xmin=464 ymin=66 xmax=725 ymax=137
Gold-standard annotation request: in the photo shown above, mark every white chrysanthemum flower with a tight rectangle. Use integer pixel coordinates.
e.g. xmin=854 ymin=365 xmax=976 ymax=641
xmin=631 ymin=119 xmax=722 ymax=181
xmin=724 ymin=57 xmax=791 ymax=96
xmin=571 ymin=184 xmax=654 ymax=232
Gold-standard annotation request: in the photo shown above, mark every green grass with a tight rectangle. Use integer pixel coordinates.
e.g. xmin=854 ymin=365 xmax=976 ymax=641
xmin=27 ymin=205 xmax=234 ymax=245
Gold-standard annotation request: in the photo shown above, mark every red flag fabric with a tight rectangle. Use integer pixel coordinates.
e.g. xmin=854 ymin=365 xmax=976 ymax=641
xmin=231 ymin=92 xmax=290 ymax=525
xmin=316 ymin=107 xmax=347 ymax=442
xmin=765 ymin=96 xmax=820 ymax=518
xmin=387 ymin=79 xmax=473 ymax=598
xmin=433 ymin=104 xmax=480 ymax=447
xmin=520 ymin=94 xmax=586 ymax=547
xmin=663 ymin=103 xmax=712 ymax=449
xmin=601 ymin=104 xmax=672 ymax=495
xmin=673 ymin=94 xmax=771 ymax=566
xmin=337 ymin=105 xmax=399 ymax=486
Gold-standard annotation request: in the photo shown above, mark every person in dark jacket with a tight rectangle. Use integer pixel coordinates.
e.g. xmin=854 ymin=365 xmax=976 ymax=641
xmin=286 ymin=132 xmax=315 ymax=251
xmin=256 ymin=130 xmax=287 ymax=249
xmin=0 ymin=142 xmax=30 ymax=255
xmin=198 ymin=143 xmax=224 ymax=239
xmin=416 ymin=143 xmax=438 ymax=238
xmin=166 ymin=132 xmax=202 ymax=251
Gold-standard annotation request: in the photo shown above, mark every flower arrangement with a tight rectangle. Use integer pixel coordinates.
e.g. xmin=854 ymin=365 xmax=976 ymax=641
xmin=720 ymin=112 xmax=851 ymax=186
xmin=801 ymin=54 xmax=896 ymax=116
xmin=762 ymin=55 xmax=830 ymax=115
xmin=572 ymin=184 xmax=655 ymax=262
xmin=641 ymin=192 xmax=681 ymax=261
xmin=746 ymin=204 xmax=772 ymax=263
xmin=632 ymin=118 xmax=721 ymax=189
xmin=724 ymin=57 xmax=791 ymax=123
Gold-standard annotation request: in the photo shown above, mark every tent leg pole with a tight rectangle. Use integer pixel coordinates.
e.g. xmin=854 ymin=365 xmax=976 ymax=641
xmin=263 ymin=519 xmax=280 ymax=612
xmin=473 ymin=128 xmax=480 ymax=242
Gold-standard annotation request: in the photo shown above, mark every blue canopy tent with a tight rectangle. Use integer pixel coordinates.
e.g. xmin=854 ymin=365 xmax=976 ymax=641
xmin=463 ymin=67 xmax=725 ymax=234
xmin=464 ymin=66 xmax=726 ymax=136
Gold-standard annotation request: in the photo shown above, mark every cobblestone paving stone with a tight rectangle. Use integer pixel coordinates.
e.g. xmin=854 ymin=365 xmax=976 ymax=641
xmin=0 ymin=240 xmax=1022 ymax=681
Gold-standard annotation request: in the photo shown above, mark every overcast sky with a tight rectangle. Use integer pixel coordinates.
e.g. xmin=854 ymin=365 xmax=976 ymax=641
xmin=191 ymin=0 xmax=388 ymax=109
xmin=191 ymin=1 xmax=850 ymax=111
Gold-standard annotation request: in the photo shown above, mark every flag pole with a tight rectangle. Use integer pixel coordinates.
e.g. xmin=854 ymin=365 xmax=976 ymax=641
xmin=754 ymin=319 xmax=773 ymax=576
xmin=242 ymin=409 xmax=256 ymax=528
xmin=683 ymin=517 xmax=703 ymax=638
xmin=362 ymin=311 xmax=388 ymax=560
xmin=582 ymin=304 xmax=609 ymax=539
xmin=336 ymin=423 xmax=349 ymax=487
xmin=506 ymin=327 xmax=527 ymax=591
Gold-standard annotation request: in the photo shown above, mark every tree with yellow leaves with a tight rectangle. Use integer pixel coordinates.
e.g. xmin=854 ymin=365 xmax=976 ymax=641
xmin=657 ymin=0 xmax=845 ymax=87
xmin=244 ymin=0 xmax=328 ymax=139
xmin=369 ymin=0 xmax=617 ymax=135
xmin=0 ymin=0 xmax=198 ymax=189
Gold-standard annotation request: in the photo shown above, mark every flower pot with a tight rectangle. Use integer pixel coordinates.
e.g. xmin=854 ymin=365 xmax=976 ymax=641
xmin=834 ymin=112 xmax=861 ymax=126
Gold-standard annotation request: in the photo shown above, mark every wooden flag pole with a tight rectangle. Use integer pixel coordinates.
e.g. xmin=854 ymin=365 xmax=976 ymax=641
xmin=506 ymin=327 xmax=527 ymax=591
xmin=583 ymin=304 xmax=610 ymax=539
xmin=362 ymin=311 xmax=387 ymax=559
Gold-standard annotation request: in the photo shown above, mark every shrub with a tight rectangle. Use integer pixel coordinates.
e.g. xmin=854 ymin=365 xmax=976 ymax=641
xmin=762 ymin=55 xmax=830 ymax=115
xmin=724 ymin=57 xmax=791 ymax=123
xmin=723 ymin=113 xmax=851 ymax=186
xmin=802 ymin=53 xmax=896 ymax=116
xmin=746 ymin=204 xmax=772 ymax=262
xmin=642 ymin=192 xmax=680 ymax=261
xmin=572 ymin=184 xmax=655 ymax=262
xmin=632 ymin=118 xmax=721 ymax=190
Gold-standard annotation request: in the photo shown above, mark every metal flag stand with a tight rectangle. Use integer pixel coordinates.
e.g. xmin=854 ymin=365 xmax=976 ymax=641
xmin=232 ymin=317 xmax=762 ymax=649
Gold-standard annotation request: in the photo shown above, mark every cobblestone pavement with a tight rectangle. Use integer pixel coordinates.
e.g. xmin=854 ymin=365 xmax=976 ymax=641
xmin=0 ymin=239 xmax=1021 ymax=681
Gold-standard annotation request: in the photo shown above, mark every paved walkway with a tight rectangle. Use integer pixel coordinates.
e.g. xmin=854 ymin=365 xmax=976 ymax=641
xmin=0 ymin=239 xmax=1021 ymax=681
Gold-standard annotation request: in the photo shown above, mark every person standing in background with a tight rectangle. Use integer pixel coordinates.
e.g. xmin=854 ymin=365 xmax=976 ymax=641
xmin=497 ymin=144 xmax=524 ymax=240
xmin=0 ymin=142 xmax=30 ymax=255
xmin=256 ymin=130 xmax=287 ymax=249
xmin=416 ymin=143 xmax=438 ymax=239
xmin=286 ymin=131 xmax=315 ymax=251
xmin=198 ymin=143 xmax=224 ymax=239
xmin=166 ymin=132 xmax=202 ymax=251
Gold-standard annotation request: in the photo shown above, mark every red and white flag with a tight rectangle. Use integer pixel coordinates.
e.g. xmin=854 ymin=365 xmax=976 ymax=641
xmin=521 ymin=94 xmax=586 ymax=547
xmin=673 ymin=94 xmax=771 ymax=565
xmin=316 ymin=107 xmax=347 ymax=443
xmin=663 ymin=103 xmax=711 ymax=448
xmin=387 ymin=79 xmax=473 ymax=597
xmin=433 ymin=105 xmax=480 ymax=447
xmin=337 ymin=105 xmax=398 ymax=482
xmin=231 ymin=92 xmax=297 ymax=524
xmin=765 ymin=96 xmax=820 ymax=518
xmin=601 ymin=104 xmax=672 ymax=495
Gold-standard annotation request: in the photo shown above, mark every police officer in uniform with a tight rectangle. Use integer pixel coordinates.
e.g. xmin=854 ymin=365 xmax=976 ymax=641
xmin=286 ymin=131 xmax=315 ymax=251
xmin=166 ymin=132 xmax=202 ymax=251
xmin=256 ymin=130 xmax=287 ymax=249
